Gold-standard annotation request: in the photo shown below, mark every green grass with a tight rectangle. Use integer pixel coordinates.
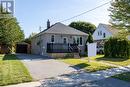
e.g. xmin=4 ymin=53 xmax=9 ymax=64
xmin=0 ymin=54 xmax=32 ymax=86
xmin=112 ymin=72 xmax=130 ymax=82
xmin=91 ymin=55 xmax=130 ymax=66
xmin=59 ymin=58 xmax=114 ymax=72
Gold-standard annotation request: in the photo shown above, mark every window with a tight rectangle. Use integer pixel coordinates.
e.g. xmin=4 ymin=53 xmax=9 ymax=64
xmin=51 ymin=35 xmax=54 ymax=43
xmin=98 ymin=31 xmax=102 ymax=36
xmin=80 ymin=37 xmax=83 ymax=45
xmin=103 ymin=33 xmax=106 ymax=38
xmin=100 ymin=31 xmax=102 ymax=35
xmin=98 ymin=32 xmax=100 ymax=36
xmin=77 ymin=37 xmax=79 ymax=45
xmin=63 ymin=37 xmax=67 ymax=44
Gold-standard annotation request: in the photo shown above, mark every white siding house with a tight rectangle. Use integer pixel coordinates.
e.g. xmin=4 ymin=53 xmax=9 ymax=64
xmin=93 ymin=23 xmax=119 ymax=54
xmin=93 ymin=23 xmax=119 ymax=41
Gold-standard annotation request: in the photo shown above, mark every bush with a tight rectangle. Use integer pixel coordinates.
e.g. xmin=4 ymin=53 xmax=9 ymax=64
xmin=104 ymin=37 xmax=130 ymax=58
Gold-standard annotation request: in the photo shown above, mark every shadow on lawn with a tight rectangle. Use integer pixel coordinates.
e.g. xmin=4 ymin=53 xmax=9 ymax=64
xmin=95 ymin=56 xmax=129 ymax=62
xmin=71 ymin=63 xmax=90 ymax=70
xmin=3 ymin=54 xmax=19 ymax=60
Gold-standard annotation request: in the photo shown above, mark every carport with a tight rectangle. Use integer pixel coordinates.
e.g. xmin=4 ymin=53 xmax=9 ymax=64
xmin=16 ymin=42 xmax=31 ymax=54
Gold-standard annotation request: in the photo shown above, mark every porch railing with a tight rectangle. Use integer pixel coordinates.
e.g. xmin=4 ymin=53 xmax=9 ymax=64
xmin=47 ymin=43 xmax=79 ymax=53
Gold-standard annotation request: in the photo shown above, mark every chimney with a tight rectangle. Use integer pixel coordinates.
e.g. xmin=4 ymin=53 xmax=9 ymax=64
xmin=47 ymin=19 xmax=50 ymax=29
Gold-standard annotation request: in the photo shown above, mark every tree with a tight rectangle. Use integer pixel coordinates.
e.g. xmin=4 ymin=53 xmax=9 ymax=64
xmin=69 ymin=21 xmax=96 ymax=34
xmin=0 ymin=17 xmax=24 ymax=53
xmin=24 ymin=32 xmax=37 ymax=44
xmin=86 ymin=33 xmax=94 ymax=43
xmin=109 ymin=0 xmax=130 ymax=31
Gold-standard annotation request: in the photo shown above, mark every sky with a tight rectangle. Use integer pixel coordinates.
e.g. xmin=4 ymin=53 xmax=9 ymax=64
xmin=14 ymin=0 xmax=111 ymax=37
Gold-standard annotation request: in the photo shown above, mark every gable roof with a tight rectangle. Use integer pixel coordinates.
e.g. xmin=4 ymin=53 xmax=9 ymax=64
xmin=34 ymin=22 xmax=88 ymax=38
xmin=98 ymin=23 xmax=120 ymax=35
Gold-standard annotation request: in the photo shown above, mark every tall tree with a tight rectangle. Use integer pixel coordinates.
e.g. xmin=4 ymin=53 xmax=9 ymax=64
xmin=109 ymin=0 xmax=130 ymax=31
xmin=24 ymin=32 xmax=37 ymax=44
xmin=0 ymin=17 xmax=24 ymax=53
xmin=69 ymin=21 xmax=96 ymax=34
xmin=86 ymin=33 xmax=94 ymax=43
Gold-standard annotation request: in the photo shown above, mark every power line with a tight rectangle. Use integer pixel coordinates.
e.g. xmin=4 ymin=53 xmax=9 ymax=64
xmin=59 ymin=1 xmax=111 ymax=23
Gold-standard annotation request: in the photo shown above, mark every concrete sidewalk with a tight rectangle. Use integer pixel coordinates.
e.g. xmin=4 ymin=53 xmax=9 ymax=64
xmin=4 ymin=82 xmax=41 ymax=87
xmin=41 ymin=65 xmax=130 ymax=87
xmin=4 ymin=65 xmax=130 ymax=87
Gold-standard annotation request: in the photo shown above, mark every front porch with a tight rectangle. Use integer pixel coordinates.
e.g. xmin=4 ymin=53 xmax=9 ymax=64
xmin=47 ymin=43 xmax=79 ymax=53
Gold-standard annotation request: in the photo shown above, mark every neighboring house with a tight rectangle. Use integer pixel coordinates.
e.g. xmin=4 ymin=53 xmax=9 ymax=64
xmin=93 ymin=23 xmax=120 ymax=53
xmin=31 ymin=21 xmax=88 ymax=58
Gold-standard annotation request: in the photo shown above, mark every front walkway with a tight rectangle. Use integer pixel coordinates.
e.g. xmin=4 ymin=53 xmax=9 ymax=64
xmin=16 ymin=54 xmax=77 ymax=80
xmin=41 ymin=65 xmax=130 ymax=87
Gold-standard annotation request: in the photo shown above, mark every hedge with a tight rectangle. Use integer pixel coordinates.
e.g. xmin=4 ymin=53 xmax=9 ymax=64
xmin=104 ymin=37 xmax=130 ymax=58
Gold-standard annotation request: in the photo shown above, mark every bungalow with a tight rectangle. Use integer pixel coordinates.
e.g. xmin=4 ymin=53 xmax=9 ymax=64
xmin=31 ymin=21 xmax=88 ymax=58
xmin=93 ymin=23 xmax=120 ymax=53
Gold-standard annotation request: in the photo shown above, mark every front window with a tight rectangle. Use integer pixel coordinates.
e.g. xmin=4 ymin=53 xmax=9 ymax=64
xmin=103 ymin=33 xmax=106 ymax=38
xmin=77 ymin=37 xmax=79 ymax=45
xmin=63 ymin=37 xmax=67 ymax=44
xmin=100 ymin=31 xmax=102 ymax=35
xmin=80 ymin=37 xmax=83 ymax=45
xmin=98 ymin=32 xmax=100 ymax=36
xmin=73 ymin=36 xmax=83 ymax=45
xmin=51 ymin=35 xmax=54 ymax=43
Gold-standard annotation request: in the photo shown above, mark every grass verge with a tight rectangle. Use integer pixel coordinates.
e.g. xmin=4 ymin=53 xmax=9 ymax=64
xmin=59 ymin=58 xmax=114 ymax=72
xmin=112 ymin=72 xmax=130 ymax=82
xmin=92 ymin=55 xmax=130 ymax=66
xmin=0 ymin=54 xmax=32 ymax=86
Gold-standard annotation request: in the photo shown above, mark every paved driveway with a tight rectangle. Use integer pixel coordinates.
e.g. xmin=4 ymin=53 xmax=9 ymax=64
xmin=16 ymin=54 xmax=76 ymax=80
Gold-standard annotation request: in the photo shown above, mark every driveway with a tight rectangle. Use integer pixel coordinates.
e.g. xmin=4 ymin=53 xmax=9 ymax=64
xmin=16 ymin=54 xmax=76 ymax=80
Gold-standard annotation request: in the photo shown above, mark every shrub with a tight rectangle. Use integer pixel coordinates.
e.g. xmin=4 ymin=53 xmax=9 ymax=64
xmin=104 ymin=37 xmax=130 ymax=58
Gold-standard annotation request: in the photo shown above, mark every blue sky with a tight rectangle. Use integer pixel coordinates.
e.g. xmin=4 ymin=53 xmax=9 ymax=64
xmin=14 ymin=0 xmax=111 ymax=37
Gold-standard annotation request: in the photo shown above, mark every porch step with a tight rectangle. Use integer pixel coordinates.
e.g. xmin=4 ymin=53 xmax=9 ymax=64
xmin=74 ymin=53 xmax=80 ymax=58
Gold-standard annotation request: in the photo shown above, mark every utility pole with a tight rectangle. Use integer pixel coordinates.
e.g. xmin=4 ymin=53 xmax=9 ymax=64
xmin=39 ymin=26 xmax=42 ymax=55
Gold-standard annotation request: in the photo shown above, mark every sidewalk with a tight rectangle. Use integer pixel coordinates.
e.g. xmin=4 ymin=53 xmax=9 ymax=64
xmin=4 ymin=65 xmax=130 ymax=87
xmin=4 ymin=82 xmax=41 ymax=87
xmin=41 ymin=65 xmax=130 ymax=87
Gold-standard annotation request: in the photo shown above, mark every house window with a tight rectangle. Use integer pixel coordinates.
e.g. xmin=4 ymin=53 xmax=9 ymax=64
xmin=98 ymin=32 xmax=100 ymax=36
xmin=100 ymin=31 xmax=102 ymax=35
xmin=103 ymin=33 xmax=106 ymax=38
xmin=51 ymin=35 xmax=54 ymax=43
xmin=63 ymin=37 xmax=67 ymax=44
xmin=80 ymin=37 xmax=83 ymax=45
xmin=77 ymin=37 xmax=80 ymax=45
xmin=73 ymin=37 xmax=76 ymax=44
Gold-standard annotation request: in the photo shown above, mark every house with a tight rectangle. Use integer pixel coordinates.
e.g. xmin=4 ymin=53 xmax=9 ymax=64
xmin=31 ymin=21 xmax=88 ymax=58
xmin=93 ymin=23 xmax=120 ymax=53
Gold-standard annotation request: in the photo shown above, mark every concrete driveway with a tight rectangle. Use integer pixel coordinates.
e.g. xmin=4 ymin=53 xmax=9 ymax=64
xmin=16 ymin=54 xmax=76 ymax=80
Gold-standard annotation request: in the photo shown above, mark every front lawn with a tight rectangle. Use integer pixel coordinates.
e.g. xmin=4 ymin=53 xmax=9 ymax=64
xmin=59 ymin=58 xmax=114 ymax=72
xmin=0 ymin=54 xmax=32 ymax=86
xmin=92 ymin=55 xmax=130 ymax=66
xmin=112 ymin=72 xmax=130 ymax=82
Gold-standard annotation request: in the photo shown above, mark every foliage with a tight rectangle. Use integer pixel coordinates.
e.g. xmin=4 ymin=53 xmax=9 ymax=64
xmin=0 ymin=54 xmax=32 ymax=86
xmin=69 ymin=21 xmax=96 ymax=34
xmin=24 ymin=32 xmax=37 ymax=44
xmin=115 ymin=30 xmax=130 ymax=38
xmin=86 ymin=33 xmax=94 ymax=43
xmin=0 ymin=16 xmax=24 ymax=53
xmin=109 ymin=0 xmax=130 ymax=31
xmin=112 ymin=72 xmax=130 ymax=82
xmin=104 ymin=37 xmax=130 ymax=58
